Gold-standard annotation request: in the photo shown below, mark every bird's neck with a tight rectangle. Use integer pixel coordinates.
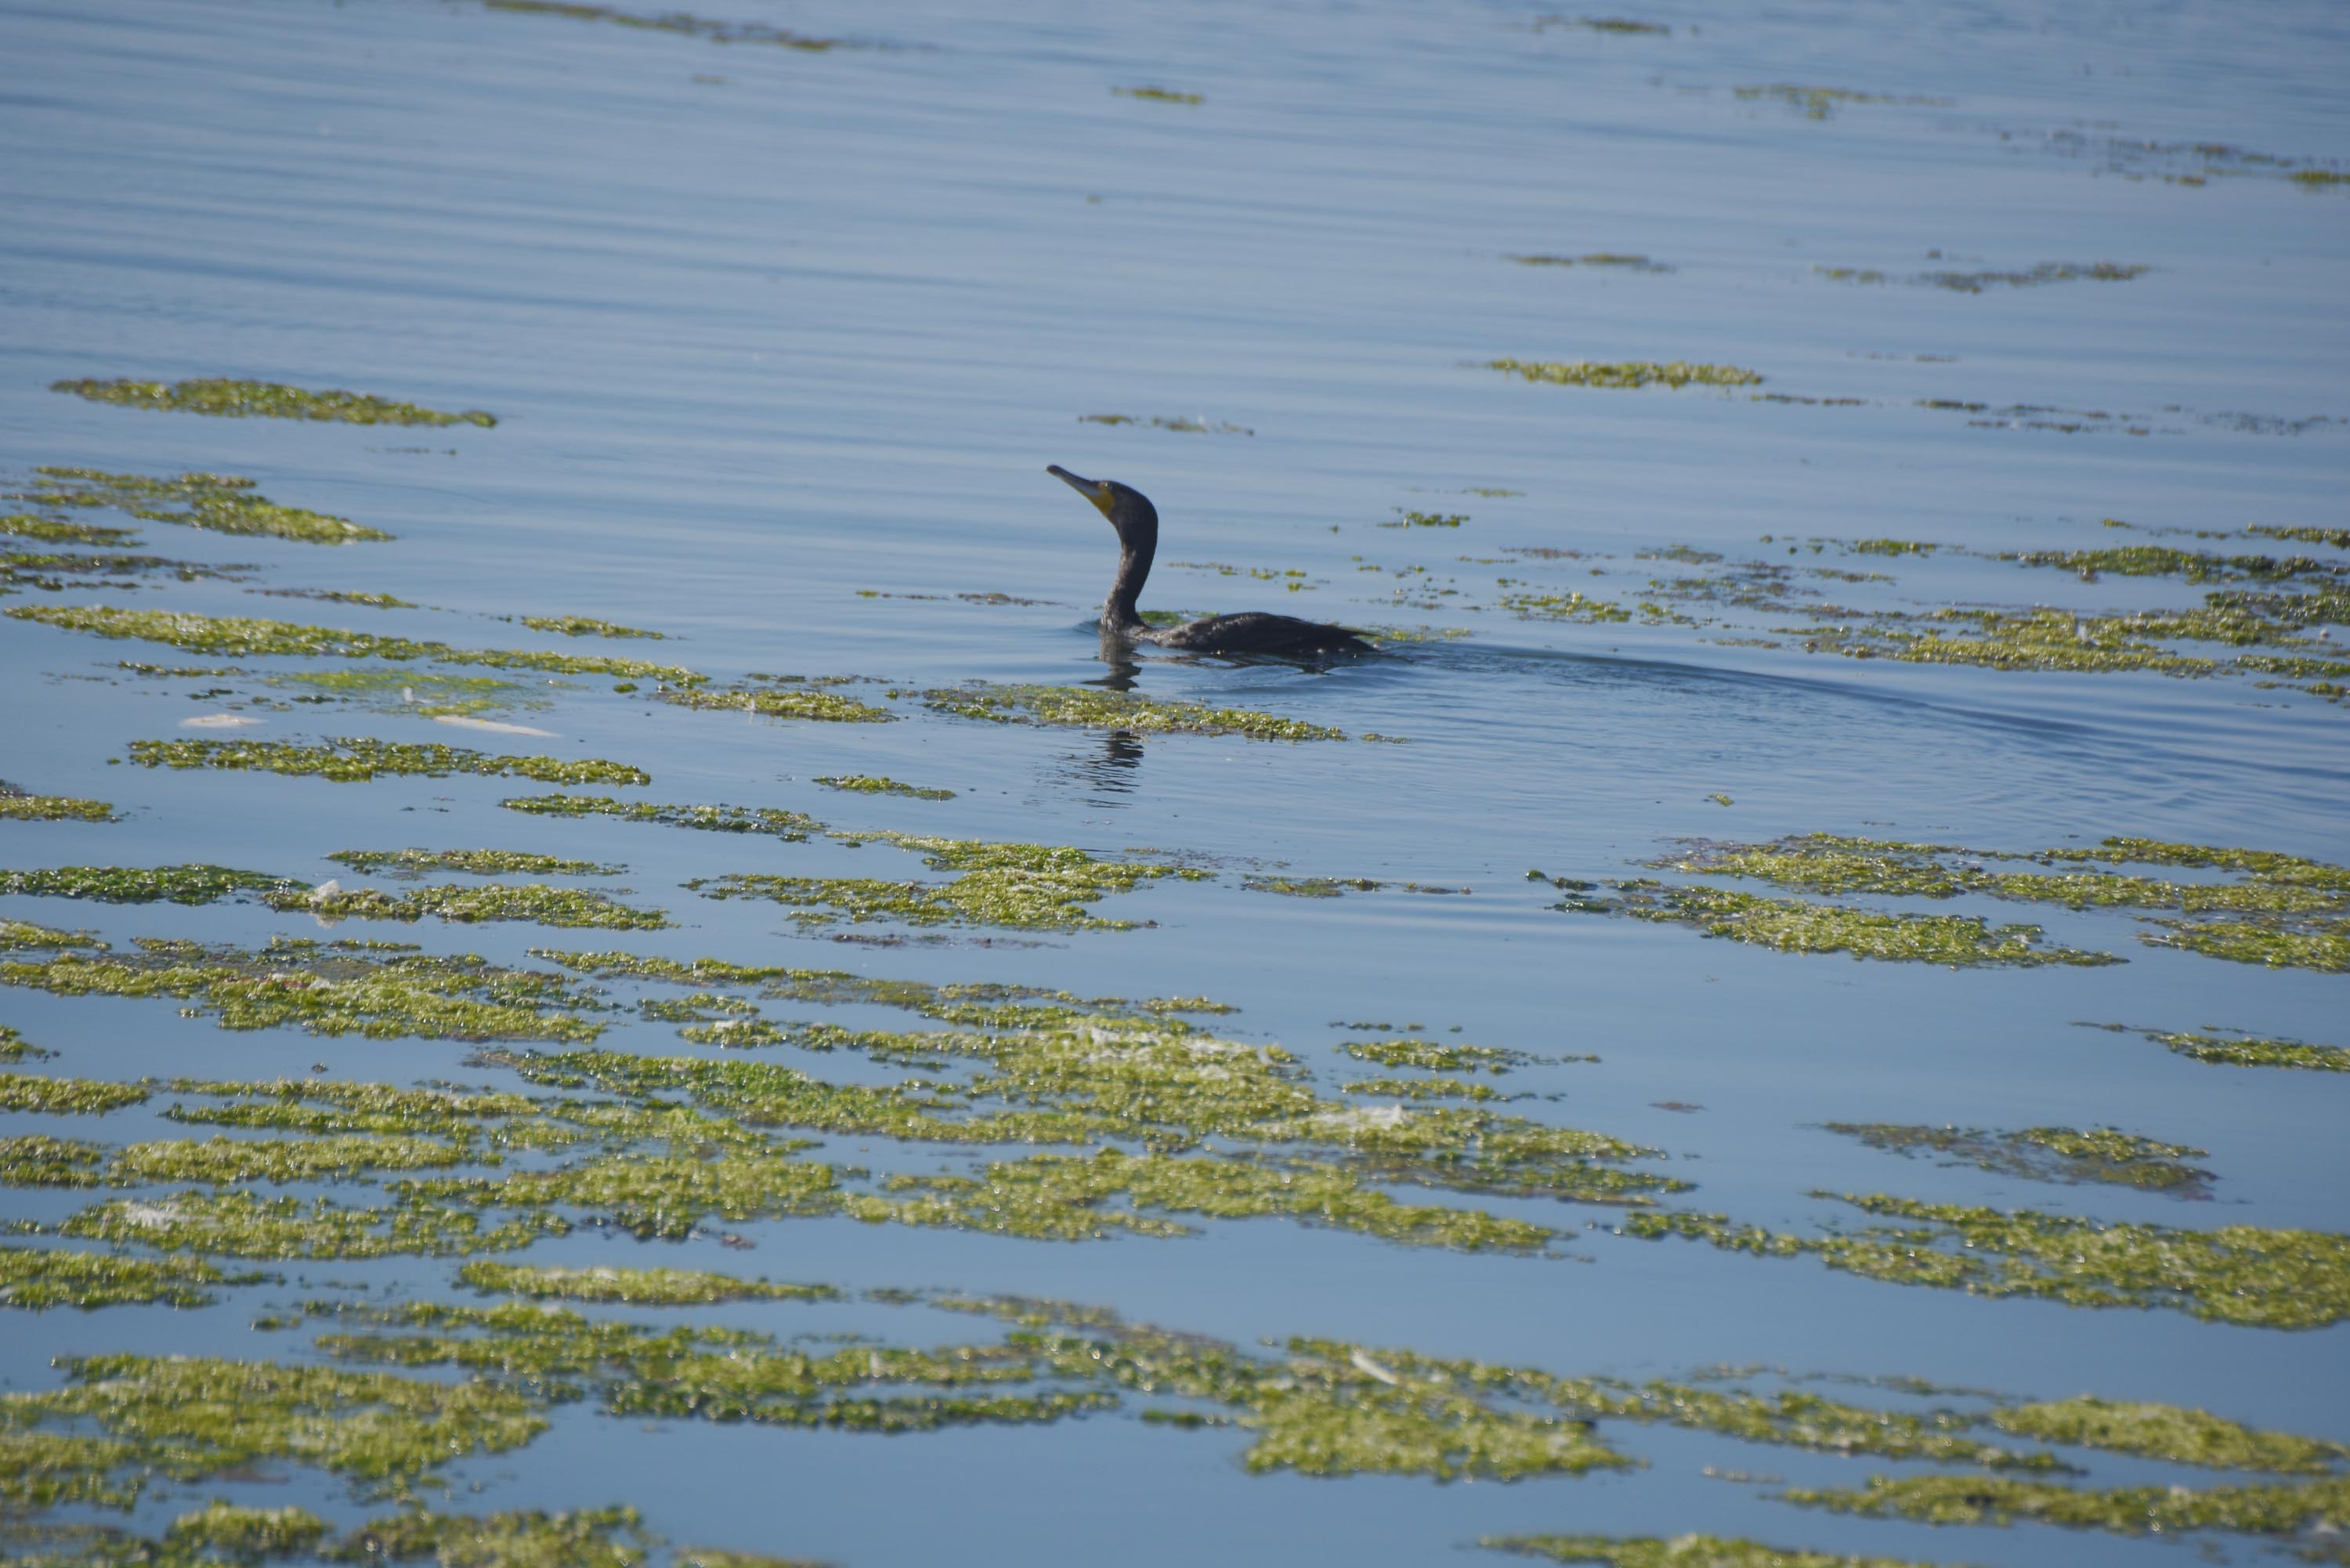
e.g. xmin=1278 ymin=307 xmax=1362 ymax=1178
xmin=1104 ymin=539 xmax=1154 ymax=632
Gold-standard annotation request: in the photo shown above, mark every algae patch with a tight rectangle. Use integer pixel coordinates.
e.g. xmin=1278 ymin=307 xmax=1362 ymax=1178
xmin=483 ymin=0 xmax=851 ymax=49
xmin=0 ymin=1353 xmax=542 ymax=1498
xmin=1484 ymin=1536 xmax=1961 ymax=1566
xmin=0 ymin=1074 xmax=150 ymax=1114
xmin=1643 ymin=833 xmax=2350 ymax=974
xmin=2137 ymin=1026 xmax=2350 ymax=1072
xmin=50 ymin=378 xmax=496 ymax=427
xmin=659 ymin=683 xmax=893 ymax=723
xmin=0 ymin=864 xmax=291 ymax=906
xmin=291 ymin=882 xmax=670 ymax=931
xmin=815 ymin=775 xmax=953 ymax=800
xmin=1488 ymin=359 xmax=1762 ymax=389
xmin=457 ymin=1259 xmax=839 ymax=1305
xmin=1779 ymin=1472 xmax=2350 ymax=1535
xmin=327 ymin=847 xmax=624 ymax=878
xmin=1506 ymin=252 xmax=1672 ymax=270
xmin=923 ymin=683 xmax=1344 ymax=742
xmin=9 ymin=604 xmax=701 ymax=684
xmin=0 ymin=1245 xmax=253 ymax=1310
xmin=690 ymin=834 xmax=1203 ymax=932
xmin=1244 ymin=876 xmax=1383 ymax=898
xmin=1826 ymin=1122 xmax=2213 ymax=1193
xmin=0 ymin=938 xmax=605 ymax=1043
xmin=502 ymin=793 xmax=816 ymax=838
xmin=131 ymin=737 xmax=649 ymax=786
xmin=1574 ymin=880 xmax=2117 ymax=967
xmin=1624 ymin=1198 xmax=2350 ymax=1329
xmin=518 ymin=614 xmax=666 ymax=638
xmin=0 ymin=789 xmax=114 ymax=822
xmin=1734 ymin=85 xmax=1954 ymax=118
xmin=17 ymin=467 xmax=391 ymax=544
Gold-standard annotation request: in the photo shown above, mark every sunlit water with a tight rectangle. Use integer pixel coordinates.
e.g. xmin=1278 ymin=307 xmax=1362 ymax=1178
xmin=2 ymin=0 xmax=2346 ymax=1563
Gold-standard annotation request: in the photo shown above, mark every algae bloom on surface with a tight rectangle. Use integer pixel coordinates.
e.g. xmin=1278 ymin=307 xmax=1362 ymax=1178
xmin=130 ymin=737 xmax=651 ymax=786
xmin=923 ymin=683 xmax=1346 ymax=741
xmin=1825 ymin=1122 xmax=2214 ymax=1194
xmin=1632 ymin=833 xmax=2350 ymax=974
xmin=1487 ymin=359 xmax=1763 ymax=390
xmin=0 ymin=789 xmax=114 ymax=822
xmin=50 ymin=377 xmax=497 ymax=426
xmin=9 ymin=603 xmax=703 ymax=684
xmin=815 ymin=774 xmax=954 ymax=800
xmin=19 ymin=466 xmax=392 ymax=544
xmin=689 ymin=833 xmax=1206 ymax=932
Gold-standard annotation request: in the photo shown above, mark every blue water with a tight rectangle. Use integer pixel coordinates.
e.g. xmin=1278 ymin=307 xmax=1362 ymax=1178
xmin=2 ymin=0 xmax=2347 ymax=1563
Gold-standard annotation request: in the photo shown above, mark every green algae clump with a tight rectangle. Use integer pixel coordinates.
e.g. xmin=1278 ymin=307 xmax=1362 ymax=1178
xmin=1826 ymin=1122 xmax=2213 ymax=1192
xmin=815 ymin=775 xmax=954 ymax=800
xmin=0 ymin=939 xmax=604 ymax=1044
xmin=659 ymin=684 xmax=892 ymax=723
xmin=131 ymin=737 xmax=649 ymax=786
xmin=0 ymin=511 xmax=139 ymax=546
xmin=1734 ymin=84 xmax=1952 ymax=117
xmin=2143 ymin=1028 xmax=2349 ymax=1072
xmin=690 ymin=834 xmax=1200 ymax=932
xmin=338 ymin=1505 xmax=651 ymax=1566
xmin=56 ymin=1188 xmax=555 ymax=1259
xmin=51 ymin=378 xmax=497 ymax=427
xmin=1921 ymin=261 xmax=2149 ymax=292
xmin=1245 ymin=876 xmax=1382 ymax=897
xmin=407 ymin=1149 xmax=841 ymax=1240
xmin=1344 ymin=1040 xmax=1535 ymax=1074
xmin=0 ymin=1074 xmax=150 ymax=1115
xmin=457 ymin=1259 xmax=840 ymax=1305
xmin=0 ymin=1353 xmax=542 ymax=1493
xmin=103 ymin=1133 xmax=468 ymax=1186
xmin=0 ymin=863 xmax=291 ymax=905
xmin=0 ymin=790 xmax=114 ymax=822
xmin=865 ymin=1149 xmax=1556 ymax=1252
xmin=1506 ymin=253 xmax=1671 ymax=269
xmin=8 ymin=604 xmax=700 ymax=684
xmin=2008 ymin=543 xmax=2337 ymax=583
xmin=1593 ymin=881 xmax=2117 ymax=967
xmin=2249 ymin=523 xmax=2350 ymax=549
xmin=519 ymin=614 xmax=665 ymax=638
xmin=1500 ymin=588 xmax=1632 ymax=623
xmin=501 ymin=793 xmax=815 ymax=838
xmin=20 ymin=467 xmax=391 ymax=545
xmin=284 ymin=883 xmax=669 ymax=930
xmin=1779 ymin=1472 xmax=2350 ymax=1534
xmin=1483 ymin=1537 xmax=1958 ymax=1566
xmin=0 ymin=1245 xmax=247 ymax=1310
xmin=1990 ymin=1396 xmax=2348 ymax=1474
xmin=1488 ymin=359 xmax=1762 ymax=389
xmin=1649 ymin=833 xmax=2349 ymax=974
xmin=1625 ymin=1198 xmax=2350 ymax=1329
xmin=924 ymin=683 xmax=1344 ymax=741
xmin=162 ymin=1502 xmax=330 ymax=1557
xmin=328 ymin=847 xmax=624 ymax=877
xmin=484 ymin=0 xmax=849 ymax=49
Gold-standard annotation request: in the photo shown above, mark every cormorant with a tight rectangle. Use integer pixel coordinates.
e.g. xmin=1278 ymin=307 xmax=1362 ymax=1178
xmin=1047 ymin=465 xmax=1371 ymax=657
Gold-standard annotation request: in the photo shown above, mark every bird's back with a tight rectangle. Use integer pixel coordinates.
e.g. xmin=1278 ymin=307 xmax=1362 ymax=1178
xmin=1148 ymin=611 xmax=1371 ymax=657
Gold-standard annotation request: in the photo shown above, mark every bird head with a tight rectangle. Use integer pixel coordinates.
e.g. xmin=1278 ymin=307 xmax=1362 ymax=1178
xmin=1047 ymin=464 xmax=1158 ymax=549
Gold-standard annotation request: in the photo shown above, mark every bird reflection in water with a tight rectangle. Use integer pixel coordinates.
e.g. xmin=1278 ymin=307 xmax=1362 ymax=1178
xmin=1069 ymin=628 xmax=1147 ymax=797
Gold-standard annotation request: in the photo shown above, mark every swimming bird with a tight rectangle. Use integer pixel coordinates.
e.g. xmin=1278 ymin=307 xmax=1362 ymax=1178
xmin=1047 ymin=465 xmax=1372 ymax=657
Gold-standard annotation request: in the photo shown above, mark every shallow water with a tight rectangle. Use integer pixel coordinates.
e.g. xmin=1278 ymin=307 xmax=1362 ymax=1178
xmin=2 ymin=0 xmax=2347 ymax=1563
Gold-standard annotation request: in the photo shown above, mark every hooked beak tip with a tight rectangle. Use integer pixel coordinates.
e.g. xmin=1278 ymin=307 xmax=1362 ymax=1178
xmin=1047 ymin=464 xmax=1102 ymax=500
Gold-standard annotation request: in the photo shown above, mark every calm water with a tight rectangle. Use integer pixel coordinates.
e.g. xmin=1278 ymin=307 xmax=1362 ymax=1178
xmin=2 ymin=0 xmax=2346 ymax=1563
